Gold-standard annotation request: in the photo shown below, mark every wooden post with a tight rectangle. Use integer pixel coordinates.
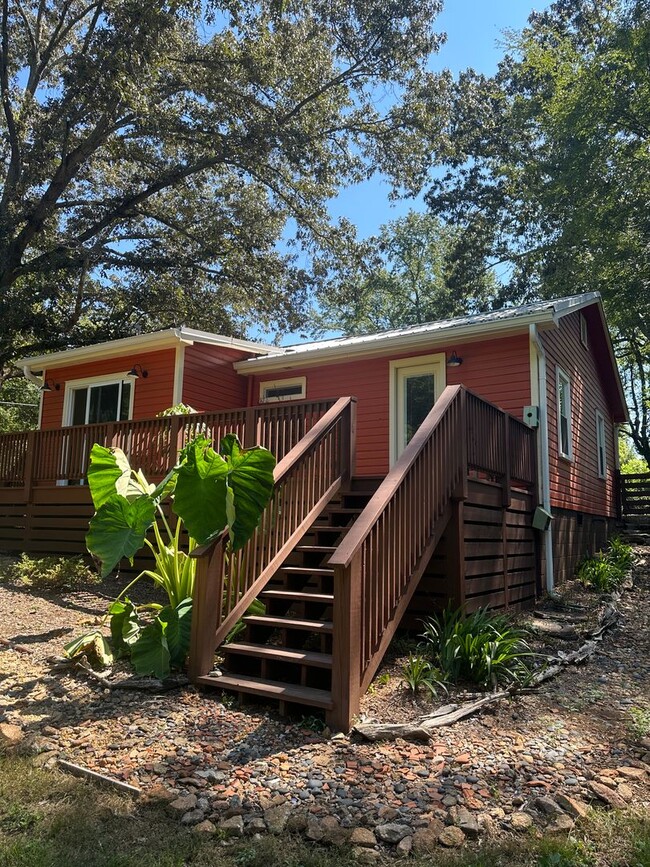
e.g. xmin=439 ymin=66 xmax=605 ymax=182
xmin=244 ymin=407 xmax=257 ymax=449
xmin=460 ymin=389 xmax=468 ymax=500
xmin=188 ymin=540 xmax=225 ymax=681
xmin=502 ymin=411 xmax=511 ymax=507
xmin=447 ymin=499 xmax=466 ymax=609
xmin=340 ymin=399 xmax=357 ymax=485
xmin=329 ymin=554 xmax=362 ymax=732
xmin=169 ymin=415 xmax=182 ymax=465
xmin=23 ymin=431 xmax=36 ymax=552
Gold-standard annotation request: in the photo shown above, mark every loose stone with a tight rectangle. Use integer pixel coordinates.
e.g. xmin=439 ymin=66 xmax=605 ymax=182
xmin=438 ymin=825 xmax=466 ymax=848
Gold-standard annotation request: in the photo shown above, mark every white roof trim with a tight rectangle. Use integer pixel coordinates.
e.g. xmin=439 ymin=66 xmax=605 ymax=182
xmin=235 ymin=293 xmax=603 ymax=373
xmin=15 ymin=327 xmax=281 ymax=372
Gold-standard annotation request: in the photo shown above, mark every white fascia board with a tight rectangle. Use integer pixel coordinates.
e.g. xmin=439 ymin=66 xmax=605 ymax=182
xmin=234 ymin=311 xmax=558 ymax=374
xmin=177 ymin=328 xmax=281 ymax=355
xmin=550 ymin=291 xmax=601 ymax=321
xmin=15 ymin=329 xmax=191 ymax=373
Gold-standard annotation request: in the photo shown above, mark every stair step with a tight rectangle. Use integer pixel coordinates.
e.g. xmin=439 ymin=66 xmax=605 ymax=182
xmin=261 ymin=589 xmax=334 ymax=604
xmin=295 ymin=545 xmax=337 ymax=553
xmin=281 ymin=566 xmax=334 ymax=577
xmin=327 ymin=507 xmax=363 ymax=515
xmin=224 ymin=642 xmax=332 ymax=668
xmin=197 ymin=673 xmax=333 ymax=710
xmin=244 ymin=615 xmax=334 ymax=633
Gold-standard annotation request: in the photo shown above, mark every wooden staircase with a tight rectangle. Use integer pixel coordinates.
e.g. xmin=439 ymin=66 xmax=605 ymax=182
xmin=195 ymin=478 xmax=379 ymax=715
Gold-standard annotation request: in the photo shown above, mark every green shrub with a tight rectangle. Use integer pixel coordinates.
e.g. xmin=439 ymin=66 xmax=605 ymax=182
xmin=401 ymin=654 xmax=446 ymax=697
xmin=577 ymin=538 xmax=633 ymax=592
xmin=6 ymin=554 xmax=99 ymax=591
xmin=420 ymin=606 xmax=534 ymax=688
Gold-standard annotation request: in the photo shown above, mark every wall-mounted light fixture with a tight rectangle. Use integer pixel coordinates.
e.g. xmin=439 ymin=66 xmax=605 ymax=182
xmin=40 ymin=379 xmax=60 ymax=392
xmin=127 ymin=363 xmax=149 ymax=379
xmin=446 ymin=351 xmax=463 ymax=368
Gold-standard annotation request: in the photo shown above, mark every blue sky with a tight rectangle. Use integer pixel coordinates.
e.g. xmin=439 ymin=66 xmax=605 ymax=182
xmin=327 ymin=0 xmax=544 ymax=240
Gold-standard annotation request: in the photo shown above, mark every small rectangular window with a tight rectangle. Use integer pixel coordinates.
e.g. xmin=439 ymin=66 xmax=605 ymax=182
xmin=557 ymin=368 xmax=573 ymax=459
xmin=580 ymin=313 xmax=589 ymax=348
xmin=596 ymin=411 xmax=606 ymax=478
xmin=259 ymin=377 xmax=306 ymax=403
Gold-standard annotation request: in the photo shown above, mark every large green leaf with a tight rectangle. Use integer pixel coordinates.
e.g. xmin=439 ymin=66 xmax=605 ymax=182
xmin=86 ymin=494 xmax=156 ymax=578
xmin=220 ymin=435 xmax=276 ymax=550
xmin=108 ymin=598 xmax=140 ymax=656
xmin=173 ymin=439 xmax=229 ymax=544
xmin=159 ymin=597 xmax=193 ymax=668
xmin=130 ymin=619 xmax=171 ymax=679
xmin=87 ymin=445 xmax=144 ymax=509
xmin=63 ymin=630 xmax=114 ymax=669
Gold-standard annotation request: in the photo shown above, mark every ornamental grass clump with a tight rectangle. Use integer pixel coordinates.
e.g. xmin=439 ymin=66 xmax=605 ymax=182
xmin=420 ymin=606 xmax=534 ymax=689
xmin=401 ymin=654 xmax=447 ymax=697
xmin=577 ymin=538 xmax=633 ymax=592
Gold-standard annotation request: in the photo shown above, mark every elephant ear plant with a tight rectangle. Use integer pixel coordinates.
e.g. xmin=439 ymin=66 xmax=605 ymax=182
xmin=64 ymin=434 xmax=275 ymax=679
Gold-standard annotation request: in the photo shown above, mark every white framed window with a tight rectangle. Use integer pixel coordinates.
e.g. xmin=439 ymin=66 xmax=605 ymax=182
xmin=596 ymin=411 xmax=607 ymax=478
xmin=580 ymin=313 xmax=589 ymax=348
xmin=63 ymin=374 xmax=134 ymax=426
xmin=556 ymin=367 xmax=573 ymax=459
xmin=259 ymin=376 xmax=306 ymax=403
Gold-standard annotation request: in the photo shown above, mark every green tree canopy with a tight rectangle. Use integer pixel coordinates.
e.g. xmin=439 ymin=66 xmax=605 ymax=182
xmin=426 ymin=0 xmax=650 ymax=461
xmin=0 ymin=0 xmax=448 ymax=379
xmin=316 ymin=210 xmax=498 ymax=335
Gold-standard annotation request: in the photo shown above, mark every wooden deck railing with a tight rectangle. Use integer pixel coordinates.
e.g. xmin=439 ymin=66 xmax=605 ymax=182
xmin=620 ymin=472 xmax=650 ymax=518
xmin=327 ymin=385 xmax=537 ymax=730
xmin=188 ymin=397 xmax=356 ymax=681
xmin=0 ymin=398 xmax=336 ymax=487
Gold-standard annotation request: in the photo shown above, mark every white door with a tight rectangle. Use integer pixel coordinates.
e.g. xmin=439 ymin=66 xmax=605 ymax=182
xmin=390 ymin=354 xmax=446 ymax=465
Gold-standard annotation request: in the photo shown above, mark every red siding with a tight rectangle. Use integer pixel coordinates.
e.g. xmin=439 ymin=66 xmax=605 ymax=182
xmin=40 ymin=348 xmax=176 ymax=429
xmin=250 ymin=333 xmax=532 ymax=476
xmin=541 ymin=312 xmax=616 ymax=518
xmin=182 ymin=344 xmax=249 ymax=411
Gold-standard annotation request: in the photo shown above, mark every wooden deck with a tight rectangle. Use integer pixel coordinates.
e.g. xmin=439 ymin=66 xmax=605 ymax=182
xmin=0 ymin=388 xmax=539 ymax=731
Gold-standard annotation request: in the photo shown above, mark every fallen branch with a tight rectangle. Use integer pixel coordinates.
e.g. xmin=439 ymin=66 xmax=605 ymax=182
xmin=0 ymin=637 xmax=32 ymax=654
xmin=48 ymin=656 xmax=188 ymax=692
xmin=58 ymin=760 xmax=141 ymax=796
xmin=354 ymin=602 xmax=620 ymax=742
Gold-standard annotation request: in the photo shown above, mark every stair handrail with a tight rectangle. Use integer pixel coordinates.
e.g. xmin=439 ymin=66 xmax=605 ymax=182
xmin=188 ymin=396 xmax=356 ymax=681
xmin=327 ymin=385 xmax=466 ymax=730
xmin=329 ymin=385 xmax=464 ymax=570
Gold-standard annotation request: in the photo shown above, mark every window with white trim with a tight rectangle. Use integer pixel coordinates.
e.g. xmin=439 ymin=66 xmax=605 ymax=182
xmin=596 ymin=411 xmax=606 ymax=478
xmin=557 ymin=368 xmax=573 ymax=459
xmin=65 ymin=378 xmax=133 ymax=425
xmin=259 ymin=377 xmax=306 ymax=403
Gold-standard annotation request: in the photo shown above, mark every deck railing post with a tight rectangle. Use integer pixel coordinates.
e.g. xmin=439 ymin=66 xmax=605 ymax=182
xmin=340 ymin=398 xmax=357 ymax=485
xmin=244 ymin=407 xmax=257 ymax=449
xmin=329 ymin=554 xmax=362 ymax=732
xmin=502 ymin=410 xmax=511 ymax=506
xmin=169 ymin=415 xmax=182 ymax=466
xmin=460 ymin=388 xmax=468 ymax=499
xmin=188 ymin=540 xmax=225 ymax=681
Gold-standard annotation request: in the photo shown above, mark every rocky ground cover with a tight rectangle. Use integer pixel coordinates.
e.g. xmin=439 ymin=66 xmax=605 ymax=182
xmin=0 ymin=549 xmax=649 ymax=863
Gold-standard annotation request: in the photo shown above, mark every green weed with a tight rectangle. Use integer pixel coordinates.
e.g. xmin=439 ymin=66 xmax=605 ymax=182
xmin=6 ymin=553 xmax=99 ymax=591
xmin=401 ymin=653 xmax=447 ymax=696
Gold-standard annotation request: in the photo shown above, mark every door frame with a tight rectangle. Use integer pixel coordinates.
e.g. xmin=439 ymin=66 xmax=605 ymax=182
xmin=389 ymin=352 xmax=446 ymax=467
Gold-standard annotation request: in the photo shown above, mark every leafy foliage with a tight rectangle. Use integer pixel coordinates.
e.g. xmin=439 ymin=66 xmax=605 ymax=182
xmin=420 ymin=606 xmax=534 ymax=688
xmin=63 ymin=631 xmax=114 ymax=669
xmin=0 ymin=378 xmax=39 ymax=433
xmin=66 ymin=433 xmax=275 ymax=678
xmin=6 ymin=554 xmax=99 ymax=592
xmin=400 ymin=654 xmax=446 ymax=697
xmin=577 ymin=538 xmax=633 ymax=593
xmin=0 ymin=0 xmax=447 ymax=377
xmin=317 ymin=211 xmax=498 ymax=336
xmin=426 ymin=0 xmax=650 ymax=462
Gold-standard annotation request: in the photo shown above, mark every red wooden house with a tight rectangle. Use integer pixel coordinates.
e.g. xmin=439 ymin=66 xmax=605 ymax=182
xmin=1 ymin=292 xmax=626 ymax=728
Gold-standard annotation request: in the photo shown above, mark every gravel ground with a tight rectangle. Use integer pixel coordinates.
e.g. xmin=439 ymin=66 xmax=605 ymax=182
xmin=1 ymin=549 xmax=649 ymax=854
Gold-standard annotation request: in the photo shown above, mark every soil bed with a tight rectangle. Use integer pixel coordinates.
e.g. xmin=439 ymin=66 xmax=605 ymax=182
xmin=1 ymin=548 xmax=649 ymax=856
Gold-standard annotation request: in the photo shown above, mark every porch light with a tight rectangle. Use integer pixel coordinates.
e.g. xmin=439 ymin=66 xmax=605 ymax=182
xmin=127 ymin=363 xmax=148 ymax=379
xmin=40 ymin=379 xmax=60 ymax=392
xmin=446 ymin=351 xmax=463 ymax=367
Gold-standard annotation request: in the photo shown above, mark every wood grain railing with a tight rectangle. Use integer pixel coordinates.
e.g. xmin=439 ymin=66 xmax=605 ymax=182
xmin=328 ymin=385 xmax=466 ymax=729
xmin=188 ymin=397 xmax=356 ymax=681
xmin=620 ymin=472 xmax=650 ymax=517
xmin=0 ymin=398 xmax=336 ymax=487
xmin=327 ymin=385 xmax=538 ymax=730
